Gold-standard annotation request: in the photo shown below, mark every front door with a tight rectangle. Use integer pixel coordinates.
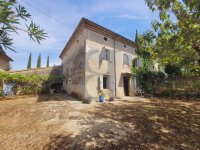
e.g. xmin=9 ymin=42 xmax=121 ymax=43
xmin=123 ymin=76 xmax=129 ymax=96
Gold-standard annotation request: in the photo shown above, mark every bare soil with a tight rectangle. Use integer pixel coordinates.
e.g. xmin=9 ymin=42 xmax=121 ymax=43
xmin=0 ymin=94 xmax=200 ymax=150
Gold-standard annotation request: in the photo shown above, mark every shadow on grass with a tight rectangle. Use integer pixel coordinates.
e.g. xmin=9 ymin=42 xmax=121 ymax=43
xmin=43 ymin=100 xmax=200 ymax=150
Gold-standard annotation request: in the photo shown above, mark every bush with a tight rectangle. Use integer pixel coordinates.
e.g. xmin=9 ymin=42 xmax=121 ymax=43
xmin=165 ymin=64 xmax=182 ymax=75
xmin=0 ymin=72 xmax=63 ymax=95
xmin=157 ymin=89 xmax=200 ymax=100
xmin=137 ymin=70 xmax=166 ymax=94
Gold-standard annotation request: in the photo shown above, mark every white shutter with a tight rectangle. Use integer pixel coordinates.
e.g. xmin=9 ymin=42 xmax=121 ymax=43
xmin=99 ymin=75 xmax=103 ymax=90
xmin=101 ymin=50 xmax=105 ymax=60
xmin=129 ymin=55 xmax=132 ymax=66
xmin=106 ymin=49 xmax=110 ymax=61
xmin=139 ymin=59 xmax=143 ymax=67
xmin=136 ymin=59 xmax=139 ymax=67
xmin=123 ymin=54 xmax=126 ymax=64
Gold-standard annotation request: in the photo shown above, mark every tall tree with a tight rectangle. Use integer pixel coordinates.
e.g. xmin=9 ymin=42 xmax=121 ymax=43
xmin=135 ymin=30 xmax=138 ymax=43
xmin=36 ymin=54 xmax=41 ymax=68
xmin=27 ymin=53 xmax=32 ymax=69
xmin=46 ymin=55 xmax=49 ymax=67
xmin=0 ymin=0 xmax=47 ymax=51
xmin=140 ymin=0 xmax=200 ymax=75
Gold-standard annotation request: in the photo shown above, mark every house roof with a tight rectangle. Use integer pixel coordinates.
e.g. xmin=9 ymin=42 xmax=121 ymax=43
xmin=0 ymin=48 xmax=13 ymax=61
xmin=60 ymin=17 xmax=138 ymax=58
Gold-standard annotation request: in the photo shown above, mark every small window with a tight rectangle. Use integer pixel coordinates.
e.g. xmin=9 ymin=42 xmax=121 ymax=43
xmin=124 ymin=45 xmax=126 ymax=48
xmin=123 ymin=54 xmax=129 ymax=65
xmin=77 ymin=40 xmax=79 ymax=43
xmin=103 ymin=76 xmax=107 ymax=89
xmin=104 ymin=37 xmax=107 ymax=41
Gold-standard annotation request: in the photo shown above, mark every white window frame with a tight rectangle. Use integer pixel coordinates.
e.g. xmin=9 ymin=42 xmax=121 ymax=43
xmin=99 ymin=75 xmax=109 ymax=90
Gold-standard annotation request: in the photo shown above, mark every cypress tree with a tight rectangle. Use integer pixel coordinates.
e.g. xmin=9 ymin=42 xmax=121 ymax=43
xmin=27 ymin=53 xmax=32 ymax=69
xmin=135 ymin=29 xmax=138 ymax=43
xmin=46 ymin=55 xmax=49 ymax=67
xmin=37 ymin=53 xmax=41 ymax=68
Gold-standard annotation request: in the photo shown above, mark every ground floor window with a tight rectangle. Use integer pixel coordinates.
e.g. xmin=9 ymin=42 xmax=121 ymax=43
xmin=100 ymin=75 xmax=109 ymax=90
xmin=103 ymin=76 xmax=108 ymax=89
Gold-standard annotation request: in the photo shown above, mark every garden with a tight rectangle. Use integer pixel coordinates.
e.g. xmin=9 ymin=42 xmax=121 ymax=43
xmin=0 ymin=71 xmax=64 ymax=96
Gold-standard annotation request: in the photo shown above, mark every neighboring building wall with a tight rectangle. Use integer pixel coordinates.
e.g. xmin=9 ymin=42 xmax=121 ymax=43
xmin=85 ymin=29 xmax=137 ymax=99
xmin=0 ymin=55 xmax=9 ymax=70
xmin=9 ymin=66 xmax=63 ymax=76
xmin=62 ymin=30 xmax=86 ymax=99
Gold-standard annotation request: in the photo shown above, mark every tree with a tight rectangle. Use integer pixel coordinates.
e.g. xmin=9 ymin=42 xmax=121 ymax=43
xmin=0 ymin=0 xmax=47 ymax=51
xmin=165 ymin=64 xmax=182 ymax=75
xmin=141 ymin=0 xmax=200 ymax=75
xmin=135 ymin=29 xmax=138 ymax=43
xmin=135 ymin=30 xmax=154 ymax=72
xmin=36 ymin=53 xmax=41 ymax=68
xmin=27 ymin=52 xmax=32 ymax=69
xmin=46 ymin=55 xmax=49 ymax=67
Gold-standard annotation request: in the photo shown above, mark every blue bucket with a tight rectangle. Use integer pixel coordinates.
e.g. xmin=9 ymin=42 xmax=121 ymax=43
xmin=99 ymin=95 xmax=104 ymax=102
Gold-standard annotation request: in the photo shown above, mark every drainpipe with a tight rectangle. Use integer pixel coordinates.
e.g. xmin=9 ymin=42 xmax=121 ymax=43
xmin=114 ymin=37 xmax=117 ymax=98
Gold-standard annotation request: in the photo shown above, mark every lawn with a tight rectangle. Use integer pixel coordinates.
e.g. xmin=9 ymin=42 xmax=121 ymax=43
xmin=0 ymin=94 xmax=200 ymax=150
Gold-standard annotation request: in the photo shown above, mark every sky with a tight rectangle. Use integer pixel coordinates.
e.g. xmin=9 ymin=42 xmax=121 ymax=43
xmin=7 ymin=0 xmax=158 ymax=70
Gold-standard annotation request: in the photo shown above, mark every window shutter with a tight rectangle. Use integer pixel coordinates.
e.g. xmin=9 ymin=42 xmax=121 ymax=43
xmin=123 ymin=54 xmax=126 ymax=64
xmin=105 ymin=49 xmax=108 ymax=60
xmin=129 ymin=55 xmax=132 ymax=66
xmin=139 ymin=59 xmax=142 ymax=67
xmin=99 ymin=75 xmax=103 ymax=90
xmin=136 ymin=59 xmax=139 ymax=67
xmin=101 ymin=50 xmax=105 ymax=60
xmin=107 ymin=49 xmax=110 ymax=61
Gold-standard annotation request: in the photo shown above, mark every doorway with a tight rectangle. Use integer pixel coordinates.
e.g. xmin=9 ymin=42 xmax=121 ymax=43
xmin=123 ymin=76 xmax=129 ymax=96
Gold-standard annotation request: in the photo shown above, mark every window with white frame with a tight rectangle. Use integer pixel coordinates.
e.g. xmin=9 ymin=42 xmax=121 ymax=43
xmin=123 ymin=54 xmax=129 ymax=65
xmin=99 ymin=75 xmax=109 ymax=90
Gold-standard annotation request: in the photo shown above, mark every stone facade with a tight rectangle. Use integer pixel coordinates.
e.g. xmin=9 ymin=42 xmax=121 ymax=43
xmin=60 ymin=18 xmax=138 ymax=100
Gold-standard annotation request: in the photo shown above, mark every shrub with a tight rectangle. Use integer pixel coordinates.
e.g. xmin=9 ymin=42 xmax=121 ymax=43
xmin=165 ymin=64 xmax=182 ymax=75
xmin=0 ymin=72 xmax=63 ymax=95
xmin=136 ymin=70 xmax=166 ymax=94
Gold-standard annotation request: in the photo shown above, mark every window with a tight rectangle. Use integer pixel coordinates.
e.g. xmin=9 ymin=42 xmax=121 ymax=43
xmin=102 ymin=47 xmax=110 ymax=61
xmin=104 ymin=37 xmax=107 ymax=41
xmin=133 ymin=59 xmax=138 ymax=68
xmin=133 ymin=58 xmax=142 ymax=68
xmin=99 ymin=75 xmax=109 ymax=90
xmin=124 ymin=45 xmax=126 ymax=48
xmin=103 ymin=76 xmax=107 ymax=89
xmin=123 ymin=54 xmax=129 ymax=65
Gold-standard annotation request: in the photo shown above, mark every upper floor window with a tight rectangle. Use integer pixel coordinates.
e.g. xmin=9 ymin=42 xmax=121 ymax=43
xmin=123 ymin=54 xmax=129 ymax=65
xmin=133 ymin=58 xmax=142 ymax=68
xmin=124 ymin=45 xmax=127 ymax=48
xmin=104 ymin=37 xmax=107 ymax=41
xmin=102 ymin=47 xmax=110 ymax=61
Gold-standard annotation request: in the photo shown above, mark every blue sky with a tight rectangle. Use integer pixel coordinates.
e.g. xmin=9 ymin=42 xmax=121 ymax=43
xmin=7 ymin=0 xmax=158 ymax=70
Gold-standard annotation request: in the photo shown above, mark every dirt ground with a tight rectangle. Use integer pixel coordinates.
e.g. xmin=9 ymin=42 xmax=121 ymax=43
xmin=0 ymin=94 xmax=200 ymax=150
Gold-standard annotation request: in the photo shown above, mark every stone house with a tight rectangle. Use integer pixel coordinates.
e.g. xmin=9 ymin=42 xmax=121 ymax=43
xmin=60 ymin=18 xmax=141 ymax=100
xmin=0 ymin=48 xmax=13 ymax=71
